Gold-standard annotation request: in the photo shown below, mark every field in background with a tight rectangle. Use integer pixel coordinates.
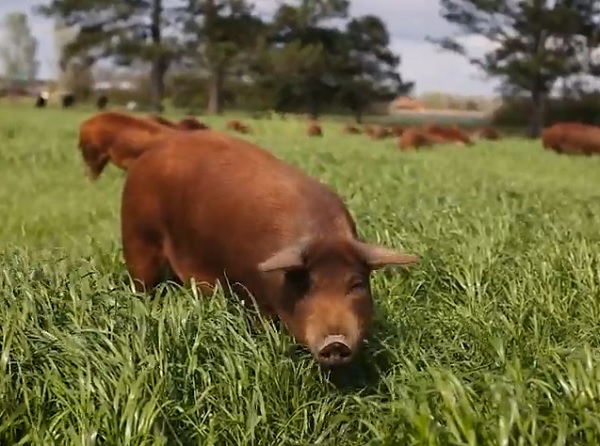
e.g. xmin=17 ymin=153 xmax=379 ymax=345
xmin=379 ymin=109 xmax=488 ymax=127
xmin=2 ymin=106 xmax=600 ymax=444
xmin=3 ymin=96 xmax=493 ymax=127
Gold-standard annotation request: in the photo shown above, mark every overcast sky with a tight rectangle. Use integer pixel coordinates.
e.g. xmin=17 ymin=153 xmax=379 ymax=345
xmin=2 ymin=0 xmax=501 ymax=97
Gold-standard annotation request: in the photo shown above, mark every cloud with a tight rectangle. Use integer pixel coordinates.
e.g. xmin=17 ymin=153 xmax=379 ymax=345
xmin=392 ymin=38 xmax=500 ymax=96
xmin=9 ymin=0 xmax=499 ymax=95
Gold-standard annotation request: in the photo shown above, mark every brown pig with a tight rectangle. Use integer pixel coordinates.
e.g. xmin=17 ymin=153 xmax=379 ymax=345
xmin=307 ymin=121 xmax=323 ymax=137
xmin=424 ymin=124 xmax=473 ymax=146
xmin=477 ymin=126 xmax=500 ymax=140
xmin=226 ymin=120 xmax=251 ymax=134
xmin=343 ymin=124 xmax=361 ymax=134
xmin=121 ymin=130 xmax=419 ymax=367
xmin=541 ymin=122 xmax=590 ymax=154
xmin=149 ymin=114 xmax=209 ymax=131
xmin=369 ymin=125 xmax=391 ymax=139
xmin=147 ymin=114 xmax=179 ymax=128
xmin=78 ymin=111 xmax=174 ymax=180
xmin=389 ymin=125 xmax=405 ymax=137
xmin=178 ymin=117 xmax=209 ymax=130
xmin=398 ymin=128 xmax=436 ymax=150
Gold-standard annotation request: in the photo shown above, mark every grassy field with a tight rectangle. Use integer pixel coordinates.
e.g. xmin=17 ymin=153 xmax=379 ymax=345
xmin=1 ymin=106 xmax=600 ymax=445
xmin=381 ymin=110 xmax=488 ymax=127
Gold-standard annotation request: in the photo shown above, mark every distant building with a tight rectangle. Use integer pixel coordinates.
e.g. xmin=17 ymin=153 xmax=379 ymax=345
xmin=93 ymin=80 xmax=136 ymax=91
xmin=390 ymin=96 xmax=424 ymax=111
xmin=0 ymin=77 xmax=54 ymax=98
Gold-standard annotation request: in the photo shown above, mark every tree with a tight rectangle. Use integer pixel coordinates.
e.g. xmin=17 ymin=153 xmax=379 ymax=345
xmin=180 ymin=0 xmax=266 ymax=114
xmin=431 ymin=0 xmax=599 ymax=137
xmin=53 ymin=19 xmax=93 ymax=96
xmin=268 ymin=0 xmax=350 ymax=118
xmin=38 ymin=0 xmax=182 ymax=111
xmin=262 ymin=1 xmax=412 ymax=119
xmin=0 ymin=12 xmax=39 ymax=86
xmin=336 ymin=15 xmax=413 ymax=123
xmin=554 ymin=0 xmax=600 ymax=98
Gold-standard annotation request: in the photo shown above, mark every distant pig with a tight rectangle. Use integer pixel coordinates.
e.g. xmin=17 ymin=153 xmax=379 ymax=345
xmin=178 ymin=117 xmax=209 ymax=130
xmin=226 ymin=120 xmax=251 ymax=134
xmin=307 ymin=121 xmax=323 ymax=137
xmin=342 ymin=124 xmax=361 ymax=134
xmin=121 ymin=130 xmax=419 ymax=367
xmin=147 ymin=114 xmax=179 ymax=128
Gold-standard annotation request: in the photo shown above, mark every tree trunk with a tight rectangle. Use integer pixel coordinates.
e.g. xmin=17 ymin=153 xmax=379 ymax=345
xmin=149 ymin=0 xmax=166 ymax=112
xmin=307 ymin=91 xmax=320 ymax=120
xmin=352 ymin=103 xmax=363 ymax=124
xmin=561 ymin=77 xmax=569 ymax=100
xmin=528 ymin=29 xmax=546 ymax=139
xmin=150 ymin=57 xmax=166 ymax=112
xmin=207 ymin=69 xmax=224 ymax=114
xmin=528 ymin=86 xmax=545 ymax=139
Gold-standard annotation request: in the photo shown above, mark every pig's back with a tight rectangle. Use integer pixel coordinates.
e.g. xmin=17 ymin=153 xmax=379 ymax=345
xmin=123 ymin=131 xmax=357 ymax=280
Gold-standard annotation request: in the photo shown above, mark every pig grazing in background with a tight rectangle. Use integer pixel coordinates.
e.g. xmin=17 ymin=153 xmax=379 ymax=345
xmin=424 ymin=124 xmax=473 ymax=146
xmin=149 ymin=114 xmax=210 ymax=131
xmin=541 ymin=122 xmax=592 ymax=155
xmin=178 ymin=117 xmax=209 ymax=130
xmin=476 ymin=126 xmax=501 ymax=140
xmin=368 ymin=125 xmax=391 ymax=139
xmin=78 ymin=111 xmax=174 ymax=180
xmin=121 ymin=130 xmax=419 ymax=367
xmin=307 ymin=121 xmax=323 ymax=137
xmin=226 ymin=119 xmax=251 ymax=134
xmin=398 ymin=127 xmax=442 ymax=150
xmin=342 ymin=124 xmax=361 ymax=134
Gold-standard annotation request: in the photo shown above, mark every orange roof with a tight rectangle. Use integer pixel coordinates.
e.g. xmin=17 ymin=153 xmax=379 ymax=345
xmin=392 ymin=96 xmax=423 ymax=110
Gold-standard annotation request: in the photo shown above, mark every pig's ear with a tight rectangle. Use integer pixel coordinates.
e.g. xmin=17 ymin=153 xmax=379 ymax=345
xmin=258 ymin=240 xmax=309 ymax=273
xmin=353 ymin=241 xmax=419 ymax=271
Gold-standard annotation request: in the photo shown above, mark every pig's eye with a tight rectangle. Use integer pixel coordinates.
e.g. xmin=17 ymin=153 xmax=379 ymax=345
xmin=285 ymin=268 xmax=311 ymax=294
xmin=347 ymin=277 xmax=367 ymax=294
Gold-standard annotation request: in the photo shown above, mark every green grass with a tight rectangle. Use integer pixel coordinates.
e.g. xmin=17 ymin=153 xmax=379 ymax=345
xmin=2 ymin=105 xmax=600 ymax=445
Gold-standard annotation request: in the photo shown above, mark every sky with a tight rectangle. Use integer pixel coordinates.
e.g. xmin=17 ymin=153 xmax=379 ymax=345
xmin=1 ymin=0 xmax=501 ymax=97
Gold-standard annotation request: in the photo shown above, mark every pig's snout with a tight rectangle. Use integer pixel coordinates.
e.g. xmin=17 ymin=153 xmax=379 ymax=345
xmin=315 ymin=335 xmax=353 ymax=366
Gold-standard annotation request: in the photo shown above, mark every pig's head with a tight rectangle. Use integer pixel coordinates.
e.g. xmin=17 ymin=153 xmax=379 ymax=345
xmin=258 ymin=237 xmax=419 ymax=367
xmin=78 ymin=136 xmax=109 ymax=181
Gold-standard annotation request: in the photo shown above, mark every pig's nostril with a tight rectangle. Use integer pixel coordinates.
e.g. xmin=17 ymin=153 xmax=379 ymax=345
xmin=318 ymin=341 xmax=352 ymax=364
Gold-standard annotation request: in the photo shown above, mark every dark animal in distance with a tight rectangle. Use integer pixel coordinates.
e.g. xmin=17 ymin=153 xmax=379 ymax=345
xmin=62 ymin=93 xmax=75 ymax=109
xmin=96 ymin=96 xmax=109 ymax=110
xmin=35 ymin=95 xmax=46 ymax=108
xmin=121 ymin=130 xmax=419 ymax=367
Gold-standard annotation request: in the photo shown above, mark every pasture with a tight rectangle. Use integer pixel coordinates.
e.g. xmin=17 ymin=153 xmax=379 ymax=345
xmin=2 ymin=106 xmax=600 ymax=444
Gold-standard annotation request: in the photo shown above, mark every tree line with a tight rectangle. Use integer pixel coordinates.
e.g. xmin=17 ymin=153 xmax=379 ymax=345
xmin=432 ymin=0 xmax=600 ymax=137
xmin=18 ymin=0 xmax=408 ymax=121
xmin=2 ymin=1 xmax=600 ymax=135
